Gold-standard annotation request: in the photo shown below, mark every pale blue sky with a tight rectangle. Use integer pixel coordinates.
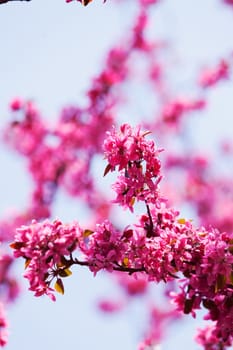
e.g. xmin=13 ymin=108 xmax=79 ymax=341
xmin=0 ymin=0 xmax=233 ymax=349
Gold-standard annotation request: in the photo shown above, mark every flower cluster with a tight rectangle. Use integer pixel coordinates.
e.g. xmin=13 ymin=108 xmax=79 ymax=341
xmin=196 ymin=324 xmax=233 ymax=350
xmin=4 ymin=100 xmax=46 ymax=156
xmin=11 ymin=220 xmax=81 ymax=300
xmin=80 ymin=221 xmax=127 ymax=274
xmin=10 ymin=201 xmax=233 ymax=349
xmin=161 ymin=97 xmax=206 ymax=125
xmin=138 ymin=306 xmax=180 ymax=350
xmin=199 ymin=59 xmax=230 ymax=88
xmin=1 ymin=0 xmax=233 ymax=349
xmin=0 ymin=254 xmax=19 ymax=302
xmin=8 ymin=121 xmax=233 ymax=349
xmin=10 ymin=194 xmax=233 ymax=349
xmin=103 ymin=124 xmax=162 ymax=210
xmin=0 ymin=304 xmax=8 ymax=347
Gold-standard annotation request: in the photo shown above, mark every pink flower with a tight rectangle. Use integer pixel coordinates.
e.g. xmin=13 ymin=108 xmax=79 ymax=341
xmin=82 ymin=221 xmax=126 ymax=274
xmin=161 ymin=97 xmax=206 ymax=124
xmin=98 ymin=299 xmax=123 ymax=313
xmin=117 ymin=272 xmax=148 ymax=295
xmin=11 ymin=219 xmax=82 ymax=299
xmin=196 ymin=324 xmax=232 ymax=350
xmin=4 ymin=100 xmax=46 ymax=156
xmin=199 ymin=60 xmax=230 ymax=88
xmin=103 ymin=124 xmax=162 ymax=209
xmin=0 ymin=255 xmax=19 ymax=302
xmin=9 ymin=98 xmax=23 ymax=111
xmin=0 ymin=304 xmax=8 ymax=347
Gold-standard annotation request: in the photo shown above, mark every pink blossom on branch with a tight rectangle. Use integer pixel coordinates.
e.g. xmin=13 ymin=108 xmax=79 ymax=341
xmin=0 ymin=304 xmax=8 ymax=347
xmin=11 ymin=219 xmax=82 ymax=300
xmin=103 ymin=124 xmax=162 ymax=210
xmin=11 ymin=199 xmax=233 ymax=348
xmin=1 ymin=0 xmax=233 ymax=349
xmin=10 ymin=124 xmax=233 ymax=349
xmin=198 ymin=59 xmax=230 ymax=88
xmin=138 ymin=305 xmax=180 ymax=350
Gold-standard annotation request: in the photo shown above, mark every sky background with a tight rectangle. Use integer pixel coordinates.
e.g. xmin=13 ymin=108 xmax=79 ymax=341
xmin=0 ymin=0 xmax=233 ymax=349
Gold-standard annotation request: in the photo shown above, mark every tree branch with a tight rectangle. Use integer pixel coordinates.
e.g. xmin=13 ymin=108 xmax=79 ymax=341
xmin=0 ymin=0 xmax=31 ymax=4
xmin=71 ymin=258 xmax=146 ymax=275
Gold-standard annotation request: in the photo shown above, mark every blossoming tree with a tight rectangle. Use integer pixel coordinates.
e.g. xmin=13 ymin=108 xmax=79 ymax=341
xmin=0 ymin=0 xmax=233 ymax=349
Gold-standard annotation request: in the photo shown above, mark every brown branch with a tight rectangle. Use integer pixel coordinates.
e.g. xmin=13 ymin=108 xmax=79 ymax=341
xmin=70 ymin=258 xmax=146 ymax=275
xmin=113 ymin=265 xmax=146 ymax=274
xmin=0 ymin=0 xmax=31 ymax=4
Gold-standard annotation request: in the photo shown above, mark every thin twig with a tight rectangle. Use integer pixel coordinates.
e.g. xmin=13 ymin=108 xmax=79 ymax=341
xmin=0 ymin=0 xmax=31 ymax=4
xmin=71 ymin=258 xmax=146 ymax=275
